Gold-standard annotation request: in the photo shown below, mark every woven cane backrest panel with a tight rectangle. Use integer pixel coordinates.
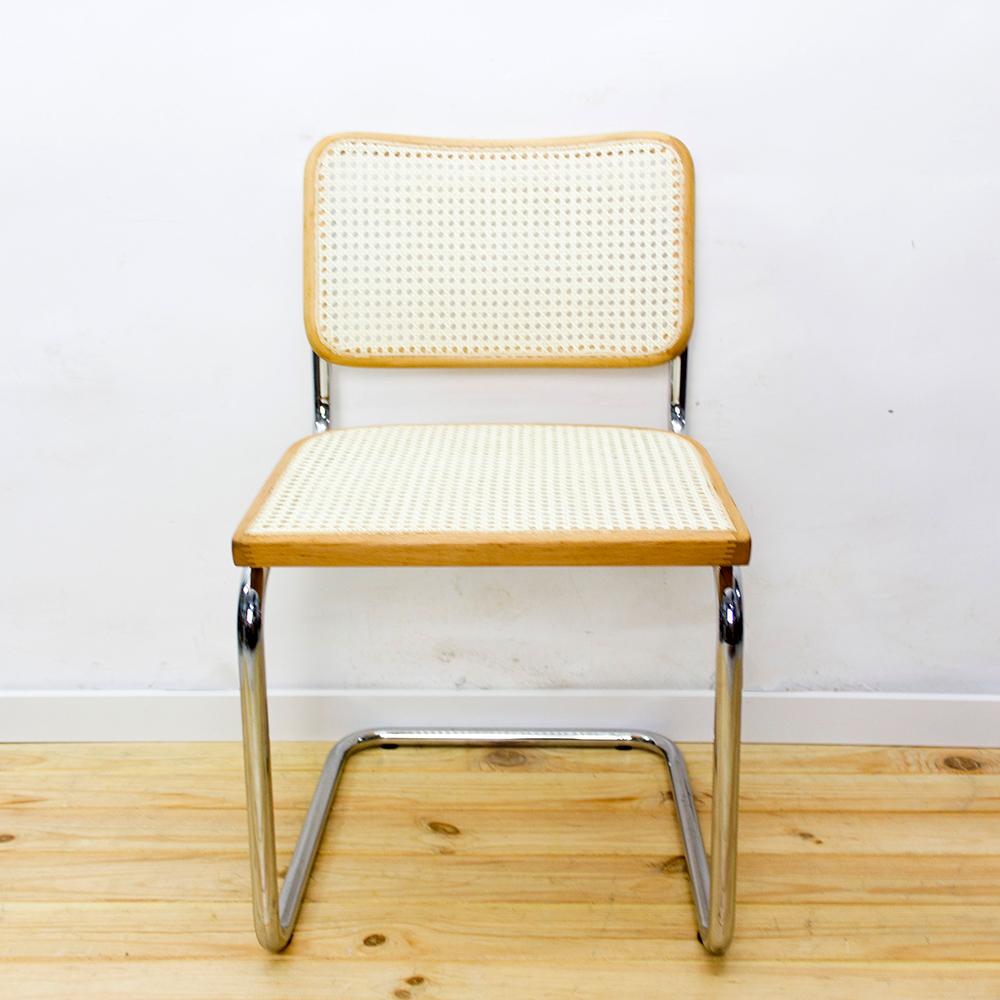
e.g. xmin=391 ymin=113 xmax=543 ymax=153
xmin=305 ymin=133 xmax=693 ymax=366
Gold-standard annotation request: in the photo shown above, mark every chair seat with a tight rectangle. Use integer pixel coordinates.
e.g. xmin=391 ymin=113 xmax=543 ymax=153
xmin=232 ymin=424 xmax=750 ymax=567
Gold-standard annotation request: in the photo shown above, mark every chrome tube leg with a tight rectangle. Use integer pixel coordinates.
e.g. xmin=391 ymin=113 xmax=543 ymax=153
xmin=702 ymin=565 xmax=744 ymax=954
xmin=237 ymin=567 xmax=291 ymax=952
xmin=237 ymin=567 xmax=347 ymax=951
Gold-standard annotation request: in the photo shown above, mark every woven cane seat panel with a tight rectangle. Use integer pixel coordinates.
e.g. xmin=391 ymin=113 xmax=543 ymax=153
xmin=243 ymin=425 xmax=734 ymax=538
xmin=308 ymin=135 xmax=691 ymax=365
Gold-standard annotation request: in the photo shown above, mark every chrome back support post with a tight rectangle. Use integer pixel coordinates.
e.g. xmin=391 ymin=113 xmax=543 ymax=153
xmin=670 ymin=349 xmax=688 ymax=433
xmin=312 ymin=353 xmax=331 ymax=433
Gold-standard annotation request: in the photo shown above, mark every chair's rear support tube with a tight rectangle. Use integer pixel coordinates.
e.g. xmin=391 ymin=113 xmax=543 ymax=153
xmin=236 ymin=564 xmax=744 ymax=955
xmin=670 ymin=348 xmax=688 ymax=433
xmin=312 ymin=353 xmax=331 ymax=433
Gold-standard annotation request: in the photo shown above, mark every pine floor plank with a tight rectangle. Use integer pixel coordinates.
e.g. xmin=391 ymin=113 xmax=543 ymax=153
xmin=3 ymin=901 xmax=1000 ymax=963
xmin=1 ymin=741 xmax=999 ymax=997
xmin=4 ymin=742 xmax=998 ymax=775
xmin=4 ymin=806 xmax=999 ymax=855
xmin=4 ymin=959 xmax=1000 ymax=1000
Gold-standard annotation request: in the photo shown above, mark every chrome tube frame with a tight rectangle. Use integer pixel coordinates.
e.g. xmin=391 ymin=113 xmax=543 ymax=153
xmin=236 ymin=565 xmax=744 ymax=955
xmin=312 ymin=353 xmax=331 ymax=433
xmin=670 ymin=349 xmax=688 ymax=433
xmin=707 ymin=565 xmax=743 ymax=953
xmin=316 ymin=349 xmax=687 ymax=435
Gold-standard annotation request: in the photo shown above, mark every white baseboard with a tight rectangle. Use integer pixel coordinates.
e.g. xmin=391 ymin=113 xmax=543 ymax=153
xmin=1 ymin=689 xmax=998 ymax=746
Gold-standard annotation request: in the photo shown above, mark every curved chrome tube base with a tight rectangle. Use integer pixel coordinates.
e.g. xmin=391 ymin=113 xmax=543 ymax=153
xmin=236 ymin=566 xmax=744 ymax=955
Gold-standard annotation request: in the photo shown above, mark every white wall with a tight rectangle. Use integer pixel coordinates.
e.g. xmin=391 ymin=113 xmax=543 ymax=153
xmin=1 ymin=0 xmax=998 ymax=702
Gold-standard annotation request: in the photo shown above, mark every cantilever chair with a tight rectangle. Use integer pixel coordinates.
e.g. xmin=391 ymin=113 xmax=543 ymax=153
xmin=232 ymin=132 xmax=750 ymax=955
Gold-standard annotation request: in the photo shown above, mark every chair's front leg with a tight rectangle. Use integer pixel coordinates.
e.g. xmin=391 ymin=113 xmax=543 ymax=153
xmin=702 ymin=566 xmax=744 ymax=954
xmin=237 ymin=567 xmax=290 ymax=951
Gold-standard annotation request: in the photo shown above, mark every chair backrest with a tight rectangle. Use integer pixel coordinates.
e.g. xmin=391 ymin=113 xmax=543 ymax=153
xmin=305 ymin=132 xmax=693 ymax=368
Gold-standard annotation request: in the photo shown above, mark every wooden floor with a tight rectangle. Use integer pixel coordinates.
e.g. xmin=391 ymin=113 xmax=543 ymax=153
xmin=2 ymin=743 xmax=1000 ymax=999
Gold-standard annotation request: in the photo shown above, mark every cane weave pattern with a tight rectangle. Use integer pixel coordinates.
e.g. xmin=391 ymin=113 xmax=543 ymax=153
xmin=308 ymin=135 xmax=690 ymax=364
xmin=245 ymin=425 xmax=734 ymax=537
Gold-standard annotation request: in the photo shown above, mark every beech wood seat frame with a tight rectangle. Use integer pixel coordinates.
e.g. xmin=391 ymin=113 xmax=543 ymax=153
xmin=233 ymin=132 xmax=748 ymax=956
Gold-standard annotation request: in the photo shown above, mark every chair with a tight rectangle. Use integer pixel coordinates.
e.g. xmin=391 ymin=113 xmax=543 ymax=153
xmin=232 ymin=132 xmax=750 ymax=955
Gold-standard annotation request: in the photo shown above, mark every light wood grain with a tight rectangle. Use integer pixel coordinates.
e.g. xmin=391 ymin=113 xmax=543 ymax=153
xmin=6 ymin=958 xmax=1000 ymax=1000
xmin=1 ymin=742 xmax=999 ymax=998
xmin=5 ymin=901 xmax=1000 ymax=963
